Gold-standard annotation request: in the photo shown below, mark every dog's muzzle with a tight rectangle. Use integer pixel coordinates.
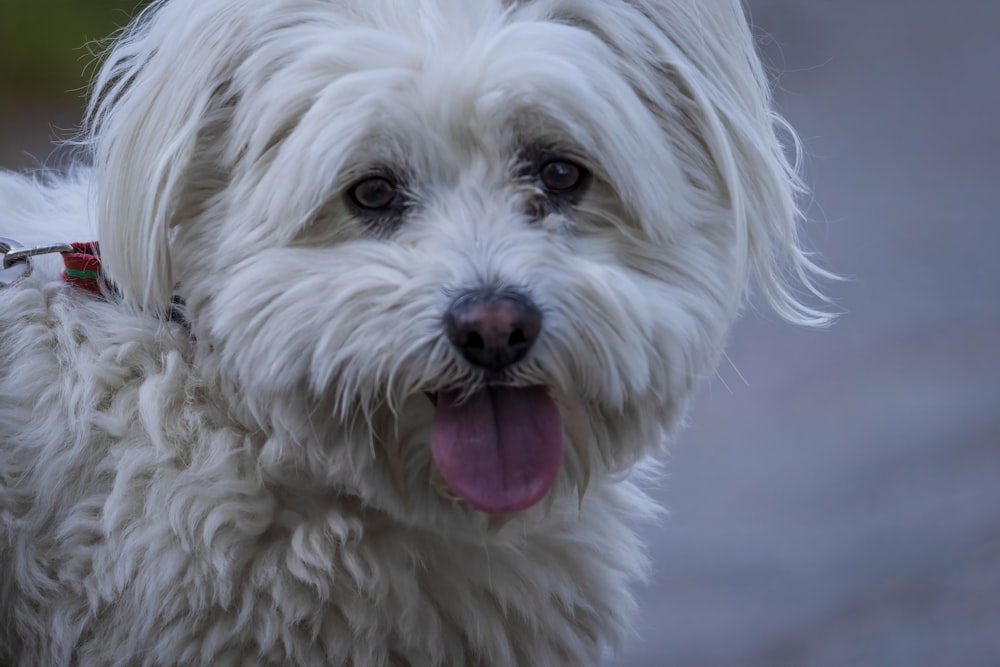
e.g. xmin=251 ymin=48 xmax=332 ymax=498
xmin=430 ymin=289 xmax=562 ymax=515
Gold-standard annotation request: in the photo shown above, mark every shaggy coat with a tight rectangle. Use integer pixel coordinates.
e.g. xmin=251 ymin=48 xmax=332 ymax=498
xmin=0 ymin=0 xmax=829 ymax=665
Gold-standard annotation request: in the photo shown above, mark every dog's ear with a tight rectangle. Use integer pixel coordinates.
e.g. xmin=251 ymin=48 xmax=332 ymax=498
xmin=545 ymin=0 xmax=836 ymax=324
xmin=86 ymin=2 xmax=235 ymax=316
xmin=642 ymin=0 xmax=836 ymax=324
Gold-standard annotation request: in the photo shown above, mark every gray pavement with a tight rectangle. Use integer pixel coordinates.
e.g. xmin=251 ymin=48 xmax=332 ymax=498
xmin=620 ymin=1 xmax=1000 ymax=664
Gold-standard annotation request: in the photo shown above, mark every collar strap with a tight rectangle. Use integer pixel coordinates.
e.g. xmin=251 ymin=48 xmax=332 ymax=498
xmin=61 ymin=241 xmax=187 ymax=324
xmin=2 ymin=238 xmax=186 ymax=324
xmin=62 ymin=241 xmax=108 ymax=294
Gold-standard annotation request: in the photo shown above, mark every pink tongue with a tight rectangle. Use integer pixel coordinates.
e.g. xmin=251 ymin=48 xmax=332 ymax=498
xmin=431 ymin=386 xmax=563 ymax=514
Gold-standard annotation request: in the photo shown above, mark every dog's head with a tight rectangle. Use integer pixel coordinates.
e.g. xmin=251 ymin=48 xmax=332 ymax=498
xmin=87 ymin=0 xmax=830 ymax=522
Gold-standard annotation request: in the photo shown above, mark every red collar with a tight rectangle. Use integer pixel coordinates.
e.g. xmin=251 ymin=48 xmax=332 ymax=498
xmin=2 ymin=238 xmax=185 ymax=323
xmin=61 ymin=241 xmax=108 ymax=294
xmin=0 ymin=238 xmax=108 ymax=293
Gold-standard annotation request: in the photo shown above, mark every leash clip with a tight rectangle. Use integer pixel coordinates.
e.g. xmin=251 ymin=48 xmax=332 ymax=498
xmin=1 ymin=237 xmax=32 ymax=286
xmin=1 ymin=238 xmax=76 ymax=287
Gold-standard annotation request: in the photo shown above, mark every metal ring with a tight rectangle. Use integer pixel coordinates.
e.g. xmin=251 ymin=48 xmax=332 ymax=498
xmin=0 ymin=237 xmax=25 ymax=253
xmin=0 ymin=237 xmax=32 ymax=285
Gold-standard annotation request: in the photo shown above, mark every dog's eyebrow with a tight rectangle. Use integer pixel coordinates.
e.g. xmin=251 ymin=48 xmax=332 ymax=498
xmin=515 ymin=142 xmax=591 ymax=170
xmin=340 ymin=162 xmax=409 ymax=185
xmin=507 ymin=112 xmax=599 ymax=166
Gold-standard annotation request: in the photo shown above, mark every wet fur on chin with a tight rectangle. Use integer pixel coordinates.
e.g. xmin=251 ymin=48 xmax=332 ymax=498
xmin=0 ymin=0 xmax=831 ymax=665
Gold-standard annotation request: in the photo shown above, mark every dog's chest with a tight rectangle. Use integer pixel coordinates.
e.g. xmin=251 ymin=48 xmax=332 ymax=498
xmin=68 ymin=494 xmax=611 ymax=666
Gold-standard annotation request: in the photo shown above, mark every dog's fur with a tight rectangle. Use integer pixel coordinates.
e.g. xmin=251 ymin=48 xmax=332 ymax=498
xmin=0 ymin=1 xmax=830 ymax=665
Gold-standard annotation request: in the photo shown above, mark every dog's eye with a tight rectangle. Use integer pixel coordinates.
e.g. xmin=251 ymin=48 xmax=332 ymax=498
xmin=349 ymin=177 xmax=398 ymax=210
xmin=539 ymin=161 xmax=586 ymax=193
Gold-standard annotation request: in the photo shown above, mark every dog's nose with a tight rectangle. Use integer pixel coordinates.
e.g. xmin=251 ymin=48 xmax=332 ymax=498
xmin=445 ymin=290 xmax=543 ymax=372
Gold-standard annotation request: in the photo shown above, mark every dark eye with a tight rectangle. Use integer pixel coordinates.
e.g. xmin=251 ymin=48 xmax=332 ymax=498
xmin=349 ymin=177 xmax=398 ymax=210
xmin=539 ymin=160 xmax=586 ymax=193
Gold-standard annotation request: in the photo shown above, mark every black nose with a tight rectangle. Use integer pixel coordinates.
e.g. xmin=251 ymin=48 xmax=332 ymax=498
xmin=444 ymin=289 xmax=543 ymax=372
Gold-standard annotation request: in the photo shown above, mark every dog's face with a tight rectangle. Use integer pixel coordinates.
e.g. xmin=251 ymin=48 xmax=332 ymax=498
xmin=88 ymin=0 xmax=825 ymax=524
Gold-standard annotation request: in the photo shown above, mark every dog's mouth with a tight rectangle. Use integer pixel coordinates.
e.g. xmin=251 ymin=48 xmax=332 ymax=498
xmin=427 ymin=385 xmax=563 ymax=515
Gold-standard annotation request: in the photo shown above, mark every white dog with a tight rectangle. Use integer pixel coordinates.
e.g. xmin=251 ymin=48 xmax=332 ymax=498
xmin=0 ymin=0 xmax=830 ymax=665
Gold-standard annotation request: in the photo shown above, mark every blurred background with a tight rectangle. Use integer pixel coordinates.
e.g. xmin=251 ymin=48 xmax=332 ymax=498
xmin=0 ymin=1 xmax=151 ymax=166
xmin=2 ymin=1 xmax=998 ymax=665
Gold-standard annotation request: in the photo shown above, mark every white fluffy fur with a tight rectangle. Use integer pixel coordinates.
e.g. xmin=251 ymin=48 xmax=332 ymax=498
xmin=0 ymin=1 xmax=830 ymax=665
